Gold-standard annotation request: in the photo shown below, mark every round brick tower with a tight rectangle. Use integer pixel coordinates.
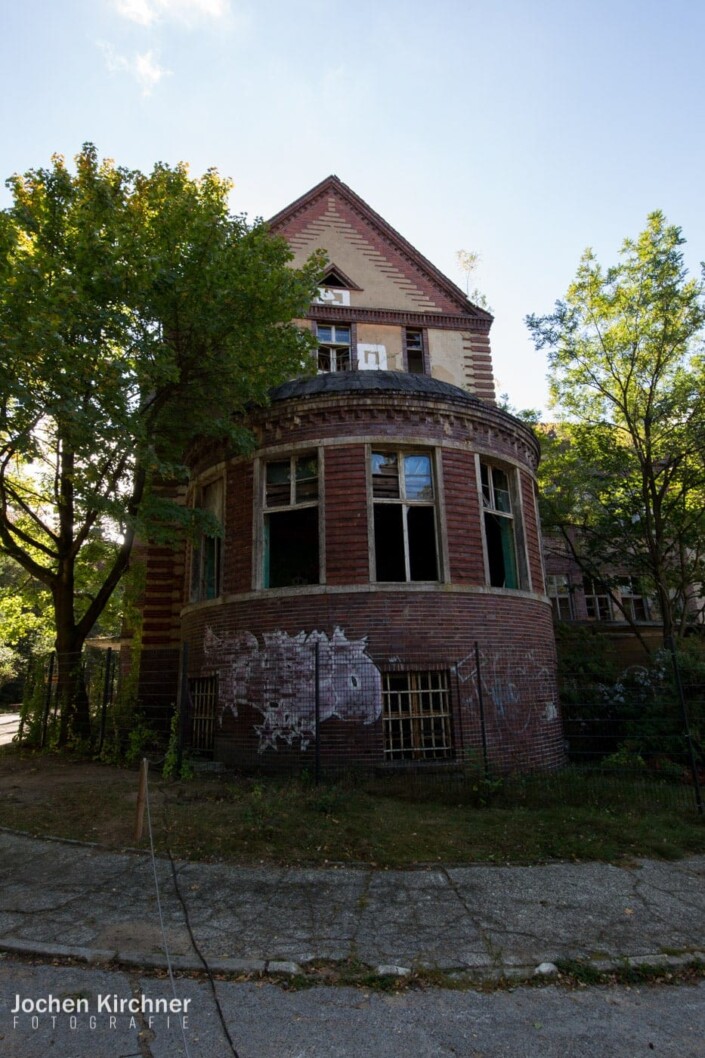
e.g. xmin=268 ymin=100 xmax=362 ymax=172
xmin=181 ymin=372 xmax=564 ymax=774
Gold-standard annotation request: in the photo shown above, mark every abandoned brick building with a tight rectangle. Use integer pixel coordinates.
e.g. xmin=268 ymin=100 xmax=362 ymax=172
xmin=134 ymin=176 xmax=564 ymax=773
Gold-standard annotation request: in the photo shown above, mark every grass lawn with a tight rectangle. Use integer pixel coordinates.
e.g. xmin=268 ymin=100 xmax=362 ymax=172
xmin=0 ymin=745 xmax=703 ymax=866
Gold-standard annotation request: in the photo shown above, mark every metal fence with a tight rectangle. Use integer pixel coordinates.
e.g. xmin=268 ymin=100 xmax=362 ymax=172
xmin=13 ymin=637 xmax=705 ymax=814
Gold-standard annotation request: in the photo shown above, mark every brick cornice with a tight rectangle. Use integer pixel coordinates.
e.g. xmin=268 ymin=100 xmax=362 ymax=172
xmin=249 ymin=391 xmax=540 ymax=470
xmin=304 ymin=304 xmax=491 ymax=333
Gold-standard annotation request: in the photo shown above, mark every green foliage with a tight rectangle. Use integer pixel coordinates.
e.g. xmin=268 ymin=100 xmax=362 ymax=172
xmin=527 ymin=213 xmax=705 ymax=642
xmin=162 ymin=706 xmax=194 ymax=780
xmin=0 ymin=145 xmax=323 ymax=741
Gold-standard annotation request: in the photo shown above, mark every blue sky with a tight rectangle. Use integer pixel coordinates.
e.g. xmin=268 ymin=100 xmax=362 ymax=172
xmin=1 ymin=0 xmax=702 ymax=411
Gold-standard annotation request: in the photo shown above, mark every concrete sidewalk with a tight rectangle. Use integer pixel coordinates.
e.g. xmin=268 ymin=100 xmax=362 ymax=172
xmin=1 ymin=829 xmax=704 ymax=979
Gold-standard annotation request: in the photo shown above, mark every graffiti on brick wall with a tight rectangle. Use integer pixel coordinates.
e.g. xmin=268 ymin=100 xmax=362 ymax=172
xmin=203 ymin=627 xmax=382 ymax=753
xmin=455 ymin=647 xmax=558 ymax=734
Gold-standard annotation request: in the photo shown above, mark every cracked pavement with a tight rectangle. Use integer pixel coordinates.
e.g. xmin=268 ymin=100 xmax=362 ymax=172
xmin=1 ymin=831 xmax=704 ymax=976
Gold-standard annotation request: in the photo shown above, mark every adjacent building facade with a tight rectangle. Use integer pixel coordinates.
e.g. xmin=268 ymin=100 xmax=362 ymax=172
xmin=133 ymin=176 xmax=564 ymax=774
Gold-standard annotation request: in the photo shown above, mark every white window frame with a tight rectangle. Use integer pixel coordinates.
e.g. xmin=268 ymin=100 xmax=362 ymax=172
xmin=316 ymin=323 xmax=352 ymax=372
xmin=369 ymin=448 xmax=442 ymax=583
xmin=260 ymin=450 xmax=323 ymax=589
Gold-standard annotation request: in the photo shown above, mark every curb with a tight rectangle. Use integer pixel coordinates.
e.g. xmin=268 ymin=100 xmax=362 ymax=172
xmin=1 ymin=937 xmax=704 ymax=985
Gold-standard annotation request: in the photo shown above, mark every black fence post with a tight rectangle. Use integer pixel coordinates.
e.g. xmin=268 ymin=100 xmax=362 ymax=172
xmin=314 ymin=640 xmax=321 ymax=786
xmin=176 ymin=642 xmax=190 ymax=776
xmin=475 ymin=641 xmax=489 ymax=779
xmin=40 ymin=653 xmax=55 ymax=749
xmin=667 ymin=636 xmax=704 ymax=816
xmin=98 ymin=648 xmax=113 ymax=755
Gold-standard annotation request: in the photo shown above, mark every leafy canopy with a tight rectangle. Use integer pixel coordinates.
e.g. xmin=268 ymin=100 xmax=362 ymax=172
xmin=527 ymin=212 xmax=705 ymax=641
xmin=0 ymin=145 xmax=323 ymax=667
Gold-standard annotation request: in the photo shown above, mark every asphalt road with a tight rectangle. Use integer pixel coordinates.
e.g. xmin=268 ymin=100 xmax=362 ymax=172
xmin=1 ymin=957 xmax=703 ymax=1058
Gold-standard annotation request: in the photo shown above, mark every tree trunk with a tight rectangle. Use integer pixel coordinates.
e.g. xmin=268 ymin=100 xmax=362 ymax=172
xmin=54 ymin=598 xmax=91 ymax=747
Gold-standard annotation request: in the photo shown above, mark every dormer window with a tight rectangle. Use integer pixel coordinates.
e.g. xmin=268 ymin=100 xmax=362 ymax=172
xmin=317 ymin=323 xmax=352 ymax=372
xmin=321 ymin=268 xmax=348 ymax=288
xmin=313 ymin=265 xmax=361 ymax=308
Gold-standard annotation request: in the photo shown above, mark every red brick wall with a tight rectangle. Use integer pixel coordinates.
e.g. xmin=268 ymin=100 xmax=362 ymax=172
xmin=324 ymin=445 xmax=370 ymax=585
xmin=441 ymin=448 xmax=485 ymax=584
xmin=183 ymin=590 xmax=563 ymax=773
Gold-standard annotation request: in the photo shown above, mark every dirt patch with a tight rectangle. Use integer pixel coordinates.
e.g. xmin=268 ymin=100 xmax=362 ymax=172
xmin=0 ymin=749 xmax=146 ymax=847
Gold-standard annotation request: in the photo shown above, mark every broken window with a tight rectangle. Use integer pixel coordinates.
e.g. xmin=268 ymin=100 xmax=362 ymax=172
xmin=404 ymin=328 xmax=426 ymax=374
xmin=263 ymin=452 xmax=320 ymax=588
xmin=372 ymin=451 xmax=439 ymax=582
xmin=480 ymin=463 xmax=519 ymax=589
xmin=546 ymin=574 xmax=573 ymax=621
xmin=316 ymin=323 xmax=351 ymax=372
xmin=382 ymin=671 xmax=453 ymax=760
xmin=618 ymin=577 xmax=652 ymax=622
xmin=582 ymin=576 xmax=613 ymax=620
xmin=190 ymin=478 xmax=223 ymax=602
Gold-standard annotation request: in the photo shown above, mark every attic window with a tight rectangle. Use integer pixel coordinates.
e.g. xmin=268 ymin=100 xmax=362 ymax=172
xmin=322 ymin=269 xmax=347 ymax=288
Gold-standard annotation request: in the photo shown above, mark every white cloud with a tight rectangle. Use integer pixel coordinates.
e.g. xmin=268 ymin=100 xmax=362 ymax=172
xmin=113 ymin=0 xmax=230 ymax=25
xmin=114 ymin=0 xmax=157 ymax=26
xmin=133 ymin=50 xmax=170 ymax=93
xmin=98 ymin=41 xmax=170 ymax=95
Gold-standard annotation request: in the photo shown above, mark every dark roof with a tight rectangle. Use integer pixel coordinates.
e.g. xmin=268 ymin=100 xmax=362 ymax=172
xmin=269 ymin=371 xmax=486 ymax=406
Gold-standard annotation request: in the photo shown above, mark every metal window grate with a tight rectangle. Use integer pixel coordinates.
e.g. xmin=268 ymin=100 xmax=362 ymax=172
xmin=382 ymin=671 xmax=452 ymax=760
xmin=189 ymin=675 xmax=218 ymax=753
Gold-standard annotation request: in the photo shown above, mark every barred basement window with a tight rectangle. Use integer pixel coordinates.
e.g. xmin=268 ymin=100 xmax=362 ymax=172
xmin=264 ymin=452 xmax=320 ymax=588
xmin=382 ymin=671 xmax=452 ymax=760
xmin=371 ymin=450 xmax=439 ymax=582
xmin=190 ymin=478 xmax=223 ymax=602
xmin=316 ymin=323 xmax=351 ymax=372
xmin=188 ymin=675 xmax=218 ymax=754
xmin=480 ymin=463 xmax=519 ymax=589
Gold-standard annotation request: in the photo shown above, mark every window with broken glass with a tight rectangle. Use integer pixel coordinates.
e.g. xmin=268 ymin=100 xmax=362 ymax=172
xmin=618 ymin=577 xmax=652 ymax=622
xmin=480 ymin=463 xmax=519 ymax=589
xmin=582 ymin=575 xmax=613 ymax=620
xmin=263 ymin=452 xmax=320 ymax=588
xmin=316 ymin=323 xmax=351 ymax=372
xmin=190 ymin=478 xmax=223 ymax=602
xmin=404 ymin=328 xmax=426 ymax=374
xmin=546 ymin=574 xmax=573 ymax=620
xmin=371 ymin=450 xmax=439 ymax=582
xmin=382 ymin=671 xmax=453 ymax=760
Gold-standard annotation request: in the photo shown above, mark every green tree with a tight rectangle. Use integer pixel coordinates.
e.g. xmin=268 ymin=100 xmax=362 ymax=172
xmin=0 ymin=145 xmax=323 ymax=742
xmin=527 ymin=212 xmax=705 ymax=646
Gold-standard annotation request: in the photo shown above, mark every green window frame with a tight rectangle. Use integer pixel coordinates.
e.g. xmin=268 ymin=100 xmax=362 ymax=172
xmin=480 ymin=463 xmax=519 ymax=589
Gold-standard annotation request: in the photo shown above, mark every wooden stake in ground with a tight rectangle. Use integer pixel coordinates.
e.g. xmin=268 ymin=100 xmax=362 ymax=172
xmin=134 ymin=758 xmax=149 ymax=842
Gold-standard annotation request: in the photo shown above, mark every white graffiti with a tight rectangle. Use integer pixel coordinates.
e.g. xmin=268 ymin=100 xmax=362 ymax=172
xmin=455 ymin=646 xmax=558 ymax=734
xmin=203 ymin=627 xmax=382 ymax=753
